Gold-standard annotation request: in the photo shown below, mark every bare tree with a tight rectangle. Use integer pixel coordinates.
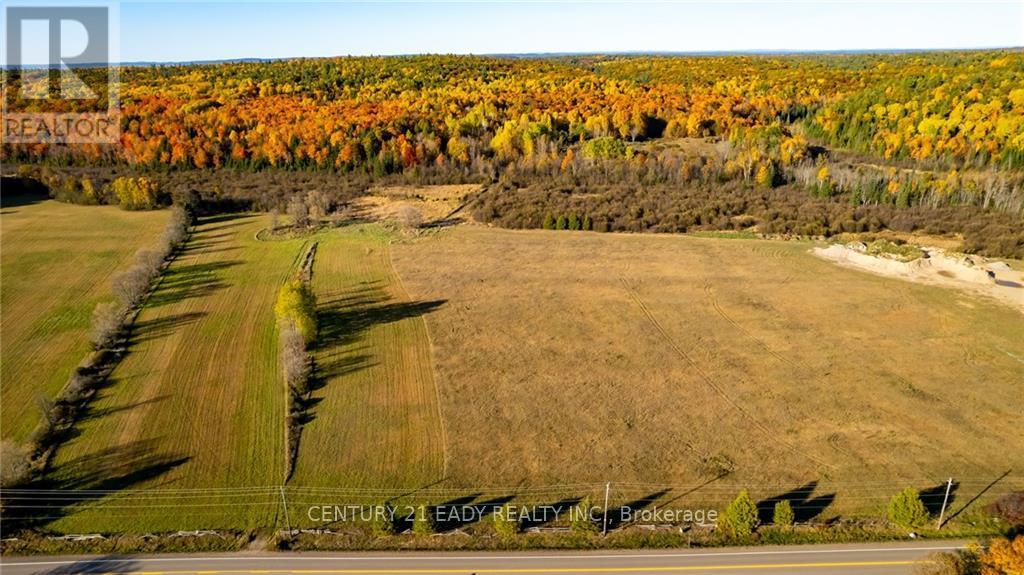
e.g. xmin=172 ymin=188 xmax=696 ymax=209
xmin=134 ymin=249 xmax=164 ymax=276
xmin=112 ymin=265 xmax=151 ymax=309
xmin=90 ymin=301 xmax=123 ymax=350
xmin=0 ymin=440 xmax=30 ymax=488
xmin=280 ymin=322 xmax=311 ymax=395
xmin=396 ymin=204 xmax=423 ymax=229
xmin=305 ymin=190 xmax=329 ymax=223
xmin=287 ymin=194 xmax=310 ymax=228
xmin=161 ymin=206 xmax=189 ymax=248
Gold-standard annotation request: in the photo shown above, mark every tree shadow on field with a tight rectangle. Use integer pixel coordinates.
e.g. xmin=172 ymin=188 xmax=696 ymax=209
xmin=608 ymin=489 xmax=671 ymax=529
xmin=520 ymin=497 xmax=583 ymax=530
xmin=920 ymin=481 xmax=960 ymax=517
xmin=756 ymin=481 xmax=836 ymax=524
xmin=432 ymin=493 xmax=517 ymax=532
xmin=0 ymin=440 xmax=189 ymax=532
xmin=198 ymin=213 xmax=255 ymax=228
xmin=314 ymin=282 xmax=445 ymax=382
xmin=145 ymin=260 xmax=239 ymax=308
xmin=42 ymin=555 xmax=142 ymax=574
xmin=943 ymin=470 xmax=1011 ymax=526
xmin=130 ymin=311 xmax=207 ymax=345
xmin=79 ymin=394 xmax=169 ymax=422
xmin=0 ymin=176 xmax=49 ymax=209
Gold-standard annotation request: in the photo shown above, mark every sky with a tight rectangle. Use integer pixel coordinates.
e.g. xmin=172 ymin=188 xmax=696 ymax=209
xmin=4 ymin=1 xmax=1023 ymax=65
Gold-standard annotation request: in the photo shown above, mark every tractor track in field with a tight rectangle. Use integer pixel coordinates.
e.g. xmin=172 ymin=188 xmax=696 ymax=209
xmin=702 ymin=281 xmax=806 ymax=373
xmin=386 ymin=243 xmax=449 ymax=481
xmin=618 ymin=276 xmax=829 ymax=471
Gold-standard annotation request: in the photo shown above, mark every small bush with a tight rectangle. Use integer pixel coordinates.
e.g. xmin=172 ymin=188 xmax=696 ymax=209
xmin=111 ymin=265 xmax=152 ymax=309
xmin=581 ymin=136 xmax=628 ymax=159
xmin=412 ymin=505 xmax=437 ymax=535
xmin=986 ymin=492 xmax=1024 ymax=527
xmin=396 ymin=204 xmax=422 ymax=229
xmin=913 ymin=550 xmax=977 ymax=575
xmin=89 ymin=301 xmax=123 ymax=350
xmin=371 ymin=502 xmax=396 ymax=536
xmin=773 ymin=500 xmax=795 ymax=527
xmin=161 ymin=207 xmax=189 ymax=248
xmin=866 ymin=239 xmax=924 ymax=262
xmin=888 ymin=488 xmax=929 ymax=530
xmin=492 ymin=504 xmax=520 ymax=538
xmin=0 ymin=440 xmax=31 ymax=488
xmin=570 ymin=497 xmax=599 ymax=533
xmin=720 ymin=490 xmax=759 ymax=538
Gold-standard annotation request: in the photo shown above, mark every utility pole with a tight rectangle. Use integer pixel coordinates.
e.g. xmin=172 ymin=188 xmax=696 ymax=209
xmin=280 ymin=486 xmax=292 ymax=534
xmin=602 ymin=482 xmax=611 ymax=536
xmin=936 ymin=477 xmax=953 ymax=530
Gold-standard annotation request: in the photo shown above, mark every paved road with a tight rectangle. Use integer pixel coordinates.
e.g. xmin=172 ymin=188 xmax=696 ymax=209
xmin=1 ymin=541 xmax=965 ymax=574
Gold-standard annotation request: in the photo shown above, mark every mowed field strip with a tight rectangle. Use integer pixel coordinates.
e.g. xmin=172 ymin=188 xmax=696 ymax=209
xmin=1 ymin=200 xmax=169 ymax=443
xmin=46 ymin=214 xmax=306 ymax=532
xmin=391 ymin=227 xmax=1024 ymax=509
xmin=288 ymin=225 xmax=445 ymax=490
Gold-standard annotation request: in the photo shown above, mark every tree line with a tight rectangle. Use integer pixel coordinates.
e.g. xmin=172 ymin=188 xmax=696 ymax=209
xmin=275 ymin=242 xmax=318 ymax=479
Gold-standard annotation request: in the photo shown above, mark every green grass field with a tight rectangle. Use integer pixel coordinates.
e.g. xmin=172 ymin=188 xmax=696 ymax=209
xmin=1 ymin=200 xmax=169 ymax=443
xmin=45 ymin=214 xmax=304 ymax=532
xmin=288 ymin=226 xmax=445 ymax=489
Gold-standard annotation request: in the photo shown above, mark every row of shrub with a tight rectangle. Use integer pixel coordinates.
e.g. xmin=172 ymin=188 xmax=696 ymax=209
xmin=541 ymin=213 xmax=594 ymax=231
xmin=365 ymin=488 xmax=1023 ymax=541
xmin=0 ymin=207 xmax=192 ymax=489
xmin=275 ymin=242 xmax=318 ymax=479
xmin=715 ymin=487 xmax=930 ymax=539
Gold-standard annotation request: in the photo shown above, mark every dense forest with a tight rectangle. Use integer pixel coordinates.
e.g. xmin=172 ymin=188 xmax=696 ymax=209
xmin=3 ymin=51 xmax=1023 ymax=256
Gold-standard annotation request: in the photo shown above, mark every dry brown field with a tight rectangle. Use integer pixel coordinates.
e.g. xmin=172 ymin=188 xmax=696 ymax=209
xmin=391 ymin=225 xmax=1024 ymax=509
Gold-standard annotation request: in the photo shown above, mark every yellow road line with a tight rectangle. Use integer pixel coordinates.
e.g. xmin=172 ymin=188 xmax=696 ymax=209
xmin=103 ymin=559 xmax=919 ymax=574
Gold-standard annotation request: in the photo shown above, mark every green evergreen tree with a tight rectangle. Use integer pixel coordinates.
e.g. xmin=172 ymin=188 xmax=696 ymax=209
xmin=556 ymin=215 xmax=568 ymax=230
xmin=568 ymin=213 xmax=581 ymax=230
xmin=887 ymin=488 xmax=929 ymax=529
xmin=492 ymin=504 xmax=520 ymax=538
xmin=720 ymin=490 xmax=759 ymax=538
xmin=570 ymin=497 xmax=599 ymax=533
xmin=371 ymin=501 xmax=396 ymax=535
xmin=542 ymin=214 xmax=556 ymax=229
xmin=412 ymin=505 xmax=437 ymax=535
xmin=773 ymin=500 xmax=795 ymax=527
xmin=582 ymin=215 xmax=593 ymax=230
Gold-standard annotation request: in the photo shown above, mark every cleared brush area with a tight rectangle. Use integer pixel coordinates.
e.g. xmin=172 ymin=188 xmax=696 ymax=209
xmin=391 ymin=226 xmax=1024 ymax=514
xmin=288 ymin=225 xmax=445 ymax=489
xmin=42 ymin=214 xmax=305 ymax=533
xmin=1 ymin=200 xmax=169 ymax=443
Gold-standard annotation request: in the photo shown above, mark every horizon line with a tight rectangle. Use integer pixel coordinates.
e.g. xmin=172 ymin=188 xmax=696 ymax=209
xmin=6 ymin=45 xmax=1022 ymax=69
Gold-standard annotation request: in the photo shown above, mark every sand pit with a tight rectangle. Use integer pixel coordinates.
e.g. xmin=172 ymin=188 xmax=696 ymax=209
xmin=813 ymin=243 xmax=1024 ymax=312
